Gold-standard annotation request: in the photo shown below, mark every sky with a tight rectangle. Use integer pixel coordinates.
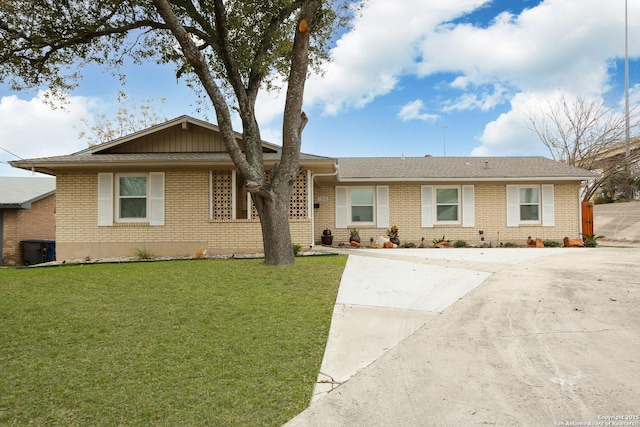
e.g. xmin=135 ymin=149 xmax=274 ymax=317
xmin=1 ymin=0 xmax=640 ymax=177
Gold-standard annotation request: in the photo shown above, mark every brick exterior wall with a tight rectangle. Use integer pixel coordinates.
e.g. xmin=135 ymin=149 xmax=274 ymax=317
xmin=54 ymin=171 xmax=584 ymax=260
xmin=313 ymin=182 xmax=582 ymax=247
xmin=55 ymin=171 xmax=312 ymax=261
xmin=1 ymin=194 xmax=56 ymax=266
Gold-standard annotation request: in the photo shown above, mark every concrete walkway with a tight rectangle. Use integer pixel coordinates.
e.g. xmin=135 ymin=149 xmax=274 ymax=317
xmin=287 ymin=245 xmax=640 ymax=426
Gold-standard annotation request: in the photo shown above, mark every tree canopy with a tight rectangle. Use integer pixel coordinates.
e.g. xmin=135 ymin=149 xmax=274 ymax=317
xmin=1 ymin=0 xmax=354 ymax=265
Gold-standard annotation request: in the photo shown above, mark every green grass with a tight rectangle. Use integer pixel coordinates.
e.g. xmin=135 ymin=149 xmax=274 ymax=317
xmin=0 ymin=256 xmax=346 ymax=426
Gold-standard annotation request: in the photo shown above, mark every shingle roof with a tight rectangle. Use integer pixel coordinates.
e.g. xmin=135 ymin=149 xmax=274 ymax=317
xmin=0 ymin=177 xmax=56 ymax=207
xmin=336 ymin=156 xmax=598 ymax=181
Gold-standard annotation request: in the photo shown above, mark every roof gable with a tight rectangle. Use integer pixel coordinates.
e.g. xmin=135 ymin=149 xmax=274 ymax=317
xmin=85 ymin=115 xmax=280 ymax=155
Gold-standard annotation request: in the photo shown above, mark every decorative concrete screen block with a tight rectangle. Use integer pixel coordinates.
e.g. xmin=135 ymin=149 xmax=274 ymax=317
xmin=250 ymin=168 xmax=308 ymax=219
xmin=212 ymin=170 xmax=233 ymax=220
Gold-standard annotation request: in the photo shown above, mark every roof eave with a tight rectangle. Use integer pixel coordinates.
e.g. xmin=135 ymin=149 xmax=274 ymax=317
xmin=337 ymin=176 xmax=597 ymax=182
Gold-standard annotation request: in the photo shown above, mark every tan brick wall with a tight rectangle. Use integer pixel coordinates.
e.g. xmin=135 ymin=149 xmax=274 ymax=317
xmin=1 ymin=194 xmax=56 ymax=265
xmin=313 ymin=182 xmax=582 ymax=247
xmin=55 ymin=171 xmax=312 ymax=261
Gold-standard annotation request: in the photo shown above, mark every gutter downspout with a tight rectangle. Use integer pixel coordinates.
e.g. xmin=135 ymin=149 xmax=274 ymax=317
xmin=310 ymin=164 xmax=339 ymax=250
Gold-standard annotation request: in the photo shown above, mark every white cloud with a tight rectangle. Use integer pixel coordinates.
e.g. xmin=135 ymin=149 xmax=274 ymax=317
xmin=471 ymin=91 xmax=571 ymax=156
xmin=304 ymin=0 xmax=491 ymax=114
xmin=0 ymin=91 xmax=96 ymax=176
xmin=415 ymin=0 xmax=635 ymax=94
xmin=299 ymin=0 xmax=640 ymax=158
xmin=398 ymin=99 xmax=439 ymax=122
xmin=443 ymin=83 xmax=511 ymax=112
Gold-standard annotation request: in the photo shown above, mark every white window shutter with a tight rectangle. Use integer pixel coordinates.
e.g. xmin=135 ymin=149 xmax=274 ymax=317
xmin=376 ymin=186 xmax=389 ymax=228
xmin=506 ymin=185 xmax=519 ymax=227
xmin=421 ymin=186 xmax=434 ymax=228
xmin=335 ymin=187 xmax=347 ymax=228
xmin=97 ymin=173 xmax=113 ymax=226
xmin=541 ymin=184 xmax=555 ymax=227
xmin=462 ymin=185 xmax=475 ymax=227
xmin=149 ymin=172 xmax=165 ymax=226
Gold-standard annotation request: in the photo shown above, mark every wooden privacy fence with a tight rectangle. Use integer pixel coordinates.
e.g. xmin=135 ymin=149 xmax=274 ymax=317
xmin=582 ymin=201 xmax=594 ymax=237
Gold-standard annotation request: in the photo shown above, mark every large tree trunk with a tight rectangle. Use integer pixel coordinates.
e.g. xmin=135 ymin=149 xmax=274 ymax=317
xmin=253 ymin=184 xmax=295 ymax=265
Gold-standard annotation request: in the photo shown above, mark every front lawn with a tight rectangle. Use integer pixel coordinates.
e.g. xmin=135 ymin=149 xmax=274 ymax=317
xmin=0 ymin=256 xmax=346 ymax=426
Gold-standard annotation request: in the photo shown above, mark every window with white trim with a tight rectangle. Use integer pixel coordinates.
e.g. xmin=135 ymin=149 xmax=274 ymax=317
xmin=421 ymin=185 xmax=474 ymax=228
xmin=350 ymin=187 xmax=374 ymax=223
xmin=335 ymin=186 xmax=389 ymax=228
xmin=117 ymin=174 xmax=148 ymax=221
xmin=519 ymin=186 xmax=540 ymax=222
xmin=435 ymin=187 xmax=459 ymax=222
xmin=506 ymin=184 xmax=554 ymax=227
xmin=97 ymin=172 xmax=164 ymax=226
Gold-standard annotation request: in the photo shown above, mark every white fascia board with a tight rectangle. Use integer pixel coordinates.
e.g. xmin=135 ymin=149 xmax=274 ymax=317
xmin=336 ymin=176 xmax=596 ymax=183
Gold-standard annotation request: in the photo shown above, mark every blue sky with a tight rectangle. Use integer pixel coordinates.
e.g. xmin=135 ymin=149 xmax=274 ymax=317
xmin=1 ymin=0 xmax=639 ymax=176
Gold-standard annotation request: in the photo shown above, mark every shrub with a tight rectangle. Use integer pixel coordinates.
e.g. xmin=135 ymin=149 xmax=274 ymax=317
xmin=543 ymin=240 xmax=562 ymax=247
xmin=134 ymin=247 xmax=154 ymax=260
xmin=432 ymin=235 xmax=450 ymax=245
xmin=292 ymin=244 xmax=302 ymax=256
xmin=503 ymin=242 xmax=519 ymax=248
xmin=582 ymin=234 xmax=605 ymax=248
xmin=453 ymin=240 xmax=468 ymax=248
xmin=402 ymin=242 xmax=416 ymax=248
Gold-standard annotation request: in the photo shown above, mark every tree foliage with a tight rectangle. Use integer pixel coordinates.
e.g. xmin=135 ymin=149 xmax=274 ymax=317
xmin=78 ymin=92 xmax=168 ymax=146
xmin=524 ymin=93 xmax=640 ymax=201
xmin=1 ymin=0 xmax=354 ymax=265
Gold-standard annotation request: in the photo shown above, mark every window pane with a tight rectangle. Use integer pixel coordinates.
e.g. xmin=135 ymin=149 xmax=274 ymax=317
xmin=520 ymin=187 xmax=539 ymax=204
xmin=352 ymin=206 xmax=373 ymax=222
xmin=121 ymin=198 xmax=147 ymax=218
xmin=437 ymin=205 xmax=458 ymax=221
xmin=520 ymin=205 xmax=539 ymax=221
xmin=436 ymin=188 xmax=458 ymax=204
xmin=120 ymin=177 xmax=147 ymax=197
xmin=351 ymin=188 xmax=374 ymax=205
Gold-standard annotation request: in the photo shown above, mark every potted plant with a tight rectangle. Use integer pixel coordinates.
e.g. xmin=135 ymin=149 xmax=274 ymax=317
xmin=321 ymin=228 xmax=333 ymax=245
xmin=387 ymin=225 xmax=400 ymax=245
xmin=349 ymin=228 xmax=361 ymax=244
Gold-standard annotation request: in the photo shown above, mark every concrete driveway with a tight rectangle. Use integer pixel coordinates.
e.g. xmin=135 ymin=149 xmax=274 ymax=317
xmin=287 ymin=246 xmax=640 ymax=426
xmin=594 ymin=201 xmax=640 ymax=242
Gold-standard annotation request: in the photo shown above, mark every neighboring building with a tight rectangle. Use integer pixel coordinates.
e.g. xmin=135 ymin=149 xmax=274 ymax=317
xmin=10 ymin=116 xmax=597 ymax=261
xmin=0 ymin=177 xmax=56 ymax=265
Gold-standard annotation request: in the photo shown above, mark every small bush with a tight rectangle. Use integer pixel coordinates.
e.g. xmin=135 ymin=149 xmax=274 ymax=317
xmin=543 ymin=240 xmax=562 ymax=247
xmin=292 ymin=244 xmax=302 ymax=256
xmin=402 ymin=242 xmax=416 ymax=248
xmin=503 ymin=242 xmax=519 ymax=248
xmin=432 ymin=235 xmax=450 ymax=245
xmin=133 ymin=247 xmax=154 ymax=260
xmin=583 ymin=234 xmax=605 ymax=248
xmin=453 ymin=240 xmax=468 ymax=248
